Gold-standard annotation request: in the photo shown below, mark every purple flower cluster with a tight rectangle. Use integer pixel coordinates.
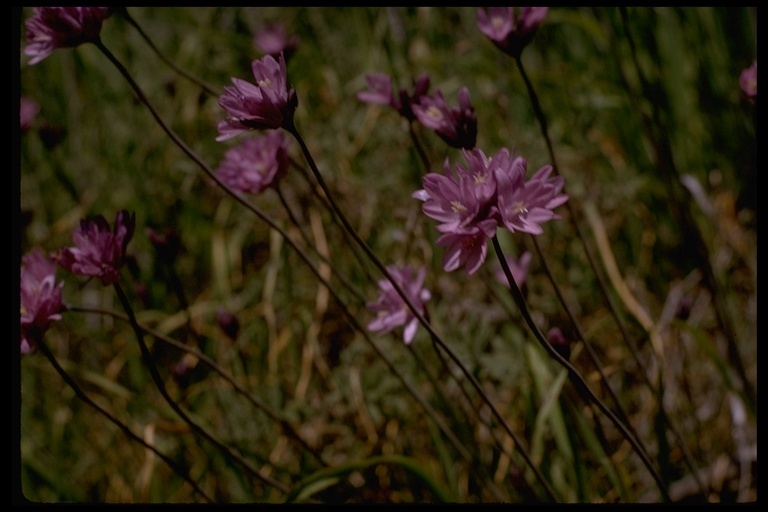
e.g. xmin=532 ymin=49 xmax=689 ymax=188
xmin=58 ymin=210 xmax=136 ymax=285
xmin=217 ymin=53 xmax=298 ymax=140
xmin=215 ymin=131 xmax=289 ymax=195
xmin=20 ymin=249 xmax=64 ymax=355
xmin=477 ymin=7 xmax=548 ymax=58
xmin=413 ymin=147 xmax=567 ymax=275
xmin=23 ymin=7 xmax=113 ymax=65
xmin=367 ymin=265 xmax=431 ymax=345
xmin=357 ymin=73 xmax=477 ymax=149
xmin=740 ymin=60 xmax=757 ymax=99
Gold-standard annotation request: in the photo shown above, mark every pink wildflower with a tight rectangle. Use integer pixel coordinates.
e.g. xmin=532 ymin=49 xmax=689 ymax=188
xmin=217 ymin=53 xmax=298 ymax=140
xmin=740 ymin=60 xmax=757 ymax=99
xmin=412 ymin=87 xmax=477 ymax=149
xmin=58 ymin=210 xmax=136 ymax=285
xmin=495 ymin=251 xmax=532 ymax=288
xmin=20 ymin=248 xmax=64 ymax=355
xmin=254 ymin=23 xmax=300 ymax=61
xmin=23 ymin=7 xmax=113 ymax=65
xmin=477 ymin=7 xmax=548 ymax=57
xmin=367 ymin=265 xmax=431 ymax=345
xmin=357 ymin=72 xmax=430 ymax=121
xmin=20 ymin=96 xmax=40 ymax=133
xmin=215 ymin=131 xmax=289 ymax=194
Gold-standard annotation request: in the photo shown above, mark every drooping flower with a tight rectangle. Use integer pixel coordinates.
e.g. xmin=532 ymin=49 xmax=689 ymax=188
xmin=215 ymin=131 xmax=289 ymax=194
xmin=20 ymin=248 xmax=64 ymax=355
xmin=496 ymin=164 xmax=568 ymax=235
xmin=58 ymin=210 xmax=136 ymax=285
xmin=20 ymin=96 xmax=40 ymax=133
xmin=217 ymin=53 xmax=298 ymax=140
xmin=412 ymin=87 xmax=477 ymax=149
xmin=740 ymin=60 xmax=757 ymax=99
xmin=23 ymin=7 xmax=113 ymax=65
xmin=367 ymin=265 xmax=431 ymax=345
xmin=436 ymin=220 xmax=498 ymax=275
xmin=477 ymin=7 xmax=548 ymax=57
xmin=254 ymin=23 xmax=300 ymax=61
xmin=495 ymin=250 xmax=532 ymax=289
xmin=357 ymin=72 xmax=430 ymax=121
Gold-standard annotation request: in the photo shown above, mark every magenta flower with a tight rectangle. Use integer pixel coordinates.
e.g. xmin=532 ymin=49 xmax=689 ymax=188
xmin=412 ymin=87 xmax=477 ymax=149
xmin=495 ymin=251 xmax=532 ymax=288
xmin=415 ymin=146 xmax=566 ymax=275
xmin=436 ymin=220 xmax=498 ymax=275
xmin=496 ymin=164 xmax=568 ymax=235
xmin=20 ymin=248 xmax=64 ymax=355
xmin=215 ymin=131 xmax=289 ymax=194
xmin=477 ymin=7 xmax=548 ymax=57
xmin=254 ymin=23 xmax=300 ymax=61
xmin=58 ymin=210 xmax=136 ymax=285
xmin=20 ymin=96 xmax=40 ymax=133
xmin=357 ymin=72 xmax=430 ymax=121
xmin=740 ymin=60 xmax=757 ymax=99
xmin=367 ymin=265 xmax=431 ymax=344
xmin=23 ymin=7 xmax=113 ymax=65
xmin=217 ymin=53 xmax=298 ymax=140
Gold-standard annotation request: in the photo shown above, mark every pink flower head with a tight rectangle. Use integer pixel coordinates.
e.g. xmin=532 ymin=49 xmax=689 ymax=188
xmin=20 ymin=96 xmax=40 ymax=133
xmin=436 ymin=220 xmax=498 ymax=275
xmin=20 ymin=248 xmax=64 ymax=355
xmin=477 ymin=7 xmax=549 ymax=57
xmin=216 ymin=131 xmax=289 ymax=194
xmin=23 ymin=7 xmax=113 ymax=65
xmin=217 ymin=53 xmax=298 ymax=140
xmin=58 ymin=210 xmax=136 ymax=285
xmin=495 ymin=251 xmax=532 ymax=288
xmin=357 ymin=72 xmax=431 ymax=122
xmin=413 ymin=87 xmax=478 ymax=149
xmin=740 ymin=60 xmax=757 ymax=99
xmin=496 ymin=163 xmax=568 ymax=235
xmin=367 ymin=265 xmax=431 ymax=345
xmin=254 ymin=23 xmax=300 ymax=61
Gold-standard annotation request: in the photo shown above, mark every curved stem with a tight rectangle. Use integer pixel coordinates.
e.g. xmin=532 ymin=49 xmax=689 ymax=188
xmin=113 ymin=283 xmax=290 ymax=495
xmin=116 ymin=7 xmax=221 ymax=97
xmin=33 ymin=333 xmax=213 ymax=502
xmin=493 ymin=235 xmax=670 ymax=502
xmin=286 ymin=125 xmax=557 ymax=502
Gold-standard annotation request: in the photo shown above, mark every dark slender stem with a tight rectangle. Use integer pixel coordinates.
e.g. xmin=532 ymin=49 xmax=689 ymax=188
xmin=287 ymin=125 xmax=557 ymax=502
xmin=113 ymin=282 xmax=290 ymax=495
xmin=34 ymin=332 xmax=213 ymax=502
xmin=116 ymin=7 xmax=220 ymax=97
xmin=493 ymin=235 xmax=670 ymax=502
xmin=91 ymin=39 xmax=486 ymax=495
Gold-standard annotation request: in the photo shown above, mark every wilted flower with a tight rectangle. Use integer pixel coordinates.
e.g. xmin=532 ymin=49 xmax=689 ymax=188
xmin=23 ymin=7 xmax=113 ymax=65
xmin=367 ymin=265 xmax=431 ymax=344
xmin=740 ymin=60 xmax=757 ymax=99
xmin=547 ymin=326 xmax=570 ymax=360
xmin=20 ymin=248 xmax=64 ymax=355
xmin=215 ymin=131 xmax=289 ymax=194
xmin=58 ymin=210 xmax=136 ymax=285
xmin=254 ymin=23 xmax=300 ymax=61
xmin=20 ymin=96 xmax=40 ymax=133
xmin=217 ymin=53 xmax=298 ymax=140
xmin=412 ymin=87 xmax=477 ymax=149
xmin=495 ymin=250 xmax=532 ymax=289
xmin=477 ymin=7 xmax=548 ymax=57
xmin=357 ymin=72 xmax=430 ymax=121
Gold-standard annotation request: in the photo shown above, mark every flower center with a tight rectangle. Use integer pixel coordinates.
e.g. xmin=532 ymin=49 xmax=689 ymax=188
xmin=450 ymin=200 xmax=467 ymax=213
xmin=491 ymin=16 xmax=504 ymax=30
xmin=425 ymin=105 xmax=443 ymax=121
xmin=511 ymin=201 xmax=528 ymax=215
xmin=473 ymin=172 xmax=486 ymax=185
xmin=258 ymin=78 xmax=273 ymax=88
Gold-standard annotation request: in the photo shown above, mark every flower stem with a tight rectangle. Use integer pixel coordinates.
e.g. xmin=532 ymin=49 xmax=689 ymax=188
xmin=34 ymin=332 xmax=213 ymax=502
xmin=287 ymin=125 xmax=557 ymax=502
xmin=492 ymin=235 xmax=671 ymax=502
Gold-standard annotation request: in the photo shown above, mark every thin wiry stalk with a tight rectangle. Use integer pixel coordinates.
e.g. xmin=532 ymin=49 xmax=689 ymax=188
xmin=33 ymin=331 xmax=213 ymax=503
xmin=113 ymin=282 xmax=291 ymax=496
xmin=493 ymin=235 xmax=671 ymax=502
xmin=286 ymin=125 xmax=558 ymax=502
